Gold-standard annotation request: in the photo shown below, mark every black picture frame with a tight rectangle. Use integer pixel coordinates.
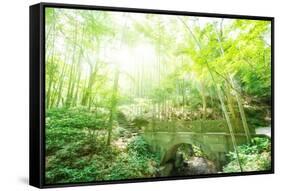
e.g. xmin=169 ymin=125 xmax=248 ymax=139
xmin=30 ymin=2 xmax=275 ymax=188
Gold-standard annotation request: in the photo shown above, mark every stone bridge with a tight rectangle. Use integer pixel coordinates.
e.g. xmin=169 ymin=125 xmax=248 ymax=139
xmin=142 ymin=119 xmax=261 ymax=172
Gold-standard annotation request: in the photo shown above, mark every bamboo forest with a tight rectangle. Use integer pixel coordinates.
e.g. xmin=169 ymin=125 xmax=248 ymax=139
xmin=45 ymin=8 xmax=272 ymax=184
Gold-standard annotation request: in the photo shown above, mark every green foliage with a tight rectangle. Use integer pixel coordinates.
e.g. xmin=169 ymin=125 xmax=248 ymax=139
xmin=128 ymin=136 xmax=153 ymax=157
xmin=45 ymin=107 xmax=159 ymax=184
xmin=46 ymin=136 xmax=110 ymax=183
xmin=223 ymin=137 xmax=271 ymax=172
xmin=45 ymin=7 xmax=272 ymax=184
xmin=107 ymin=136 xmax=160 ymax=180
xmin=46 ymin=132 xmax=160 ymax=184
xmin=47 ymin=107 xmax=108 ymax=129
xmin=46 ymin=107 xmax=109 ymax=156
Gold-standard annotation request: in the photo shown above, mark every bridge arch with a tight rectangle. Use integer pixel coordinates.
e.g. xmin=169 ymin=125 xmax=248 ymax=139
xmin=161 ymin=138 xmax=215 ymax=165
xmin=142 ymin=119 xmax=254 ymax=174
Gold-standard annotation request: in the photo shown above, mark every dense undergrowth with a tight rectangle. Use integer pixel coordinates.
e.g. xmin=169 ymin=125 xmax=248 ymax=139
xmin=46 ymin=107 xmax=160 ymax=184
xmin=223 ymin=137 xmax=271 ymax=173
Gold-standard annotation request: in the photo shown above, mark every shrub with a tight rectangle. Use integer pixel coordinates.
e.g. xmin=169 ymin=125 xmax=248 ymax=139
xmin=46 ymin=106 xmax=108 ymax=130
xmin=45 ymin=107 xmax=161 ymax=184
xmin=107 ymin=136 xmax=160 ymax=180
xmin=46 ymin=107 xmax=109 ymax=155
xmin=127 ymin=136 xmax=150 ymax=156
xmin=223 ymin=137 xmax=271 ymax=173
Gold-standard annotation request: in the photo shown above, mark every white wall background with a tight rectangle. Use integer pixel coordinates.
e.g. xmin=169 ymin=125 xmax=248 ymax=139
xmin=0 ymin=0 xmax=279 ymax=190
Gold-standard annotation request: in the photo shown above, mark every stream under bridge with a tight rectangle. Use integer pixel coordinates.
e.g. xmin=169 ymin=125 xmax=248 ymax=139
xmin=142 ymin=119 xmax=266 ymax=173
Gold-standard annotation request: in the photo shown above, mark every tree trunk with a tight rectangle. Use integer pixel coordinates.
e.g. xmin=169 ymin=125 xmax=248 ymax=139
xmin=200 ymin=81 xmax=207 ymax=120
xmin=46 ymin=10 xmax=56 ymax=109
xmin=65 ymin=14 xmax=78 ymax=107
xmin=179 ymin=18 xmax=243 ymax=171
xmin=107 ymin=67 xmax=119 ymax=145
xmin=216 ymin=85 xmax=243 ymax=172
xmin=230 ymin=77 xmax=251 ymax=142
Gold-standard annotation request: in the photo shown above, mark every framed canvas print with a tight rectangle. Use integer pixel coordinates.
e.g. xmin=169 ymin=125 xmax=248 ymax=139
xmin=30 ymin=2 xmax=274 ymax=188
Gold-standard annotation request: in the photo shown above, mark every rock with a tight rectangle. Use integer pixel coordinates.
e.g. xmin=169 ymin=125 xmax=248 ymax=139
xmin=255 ymin=127 xmax=271 ymax=137
xmin=131 ymin=117 xmax=149 ymax=129
xmin=157 ymin=163 xmax=174 ymax=177
xmin=157 ymin=156 xmax=217 ymax=177
xmin=184 ymin=157 xmax=217 ymax=175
